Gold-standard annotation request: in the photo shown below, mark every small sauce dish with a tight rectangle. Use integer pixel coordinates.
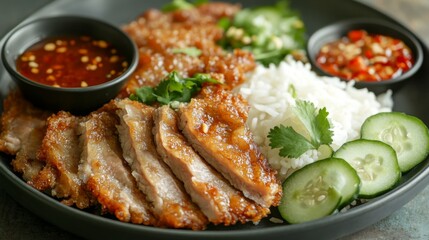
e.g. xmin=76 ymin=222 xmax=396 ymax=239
xmin=1 ymin=16 xmax=138 ymax=113
xmin=307 ymin=19 xmax=423 ymax=94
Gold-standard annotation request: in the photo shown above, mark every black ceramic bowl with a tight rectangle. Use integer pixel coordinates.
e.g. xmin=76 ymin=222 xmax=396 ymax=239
xmin=307 ymin=19 xmax=423 ymax=94
xmin=1 ymin=16 xmax=138 ymax=114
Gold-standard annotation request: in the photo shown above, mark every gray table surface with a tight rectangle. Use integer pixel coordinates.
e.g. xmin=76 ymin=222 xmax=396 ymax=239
xmin=0 ymin=0 xmax=428 ymax=239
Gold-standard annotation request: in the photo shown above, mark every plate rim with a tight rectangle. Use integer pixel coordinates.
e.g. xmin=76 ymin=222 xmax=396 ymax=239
xmin=0 ymin=0 xmax=429 ymax=239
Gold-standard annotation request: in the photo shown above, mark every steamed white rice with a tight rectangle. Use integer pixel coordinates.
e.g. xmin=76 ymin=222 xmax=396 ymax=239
xmin=236 ymin=57 xmax=393 ymax=180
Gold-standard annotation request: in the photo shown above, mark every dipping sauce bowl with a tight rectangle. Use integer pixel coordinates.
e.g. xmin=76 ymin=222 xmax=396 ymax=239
xmin=1 ymin=16 xmax=138 ymax=113
xmin=307 ymin=19 xmax=423 ymax=94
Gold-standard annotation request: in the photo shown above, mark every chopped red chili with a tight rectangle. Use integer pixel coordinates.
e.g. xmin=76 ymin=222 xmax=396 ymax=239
xmin=16 ymin=35 xmax=128 ymax=88
xmin=316 ymin=30 xmax=414 ymax=82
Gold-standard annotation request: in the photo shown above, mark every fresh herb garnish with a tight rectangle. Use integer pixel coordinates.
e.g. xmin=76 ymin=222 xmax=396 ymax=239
xmin=219 ymin=0 xmax=306 ymax=66
xmin=171 ymin=47 xmax=202 ymax=57
xmin=162 ymin=0 xmax=208 ymax=12
xmin=268 ymin=100 xmax=333 ymax=158
xmin=217 ymin=17 xmax=231 ymax=30
xmin=162 ymin=0 xmax=193 ymax=12
xmin=130 ymin=71 xmax=219 ymax=106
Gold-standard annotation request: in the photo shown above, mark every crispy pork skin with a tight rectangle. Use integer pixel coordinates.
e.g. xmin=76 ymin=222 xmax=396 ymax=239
xmin=31 ymin=111 xmax=95 ymax=209
xmin=154 ymin=105 xmax=269 ymax=225
xmin=0 ymin=91 xmax=51 ymax=181
xmin=179 ymin=86 xmax=282 ymax=208
xmin=114 ymin=99 xmax=208 ymax=230
xmin=79 ymin=110 xmax=155 ymax=225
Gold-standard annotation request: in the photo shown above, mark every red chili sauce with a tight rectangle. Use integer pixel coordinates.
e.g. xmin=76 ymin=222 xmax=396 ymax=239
xmin=16 ymin=35 xmax=128 ymax=88
xmin=316 ymin=30 xmax=414 ymax=82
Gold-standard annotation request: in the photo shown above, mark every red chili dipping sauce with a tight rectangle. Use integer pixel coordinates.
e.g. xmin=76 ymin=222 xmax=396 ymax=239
xmin=16 ymin=35 xmax=129 ymax=88
xmin=316 ymin=30 xmax=414 ymax=82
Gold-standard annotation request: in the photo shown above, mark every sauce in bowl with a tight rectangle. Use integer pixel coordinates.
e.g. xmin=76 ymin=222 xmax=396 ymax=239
xmin=315 ymin=30 xmax=414 ymax=82
xmin=16 ymin=35 xmax=129 ymax=88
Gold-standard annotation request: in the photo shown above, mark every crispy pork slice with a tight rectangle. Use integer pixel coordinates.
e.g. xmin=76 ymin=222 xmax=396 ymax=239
xmin=31 ymin=111 xmax=95 ymax=209
xmin=114 ymin=99 xmax=208 ymax=230
xmin=119 ymin=2 xmax=254 ymax=98
xmin=0 ymin=91 xmax=51 ymax=181
xmin=179 ymin=86 xmax=282 ymax=208
xmin=79 ymin=110 xmax=154 ymax=225
xmin=153 ymin=105 xmax=269 ymax=225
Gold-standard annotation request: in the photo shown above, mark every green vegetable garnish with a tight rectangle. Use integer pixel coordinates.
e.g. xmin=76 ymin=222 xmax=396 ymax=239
xmin=219 ymin=0 xmax=306 ymax=66
xmin=268 ymin=100 xmax=333 ymax=158
xmin=171 ymin=47 xmax=202 ymax=57
xmin=217 ymin=17 xmax=231 ymax=30
xmin=130 ymin=71 xmax=219 ymax=106
xmin=162 ymin=0 xmax=207 ymax=12
xmin=193 ymin=0 xmax=208 ymax=6
xmin=162 ymin=0 xmax=193 ymax=12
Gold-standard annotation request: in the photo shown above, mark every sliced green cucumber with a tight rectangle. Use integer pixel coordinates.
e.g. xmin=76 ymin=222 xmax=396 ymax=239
xmin=361 ymin=112 xmax=429 ymax=172
xmin=333 ymin=139 xmax=401 ymax=198
xmin=279 ymin=158 xmax=360 ymax=224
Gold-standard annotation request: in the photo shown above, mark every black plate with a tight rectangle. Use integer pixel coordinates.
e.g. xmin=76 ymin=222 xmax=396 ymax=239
xmin=0 ymin=0 xmax=428 ymax=239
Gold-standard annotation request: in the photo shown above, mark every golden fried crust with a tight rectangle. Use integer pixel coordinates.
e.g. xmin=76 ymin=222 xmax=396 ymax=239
xmin=154 ymin=105 xmax=269 ymax=225
xmin=119 ymin=2 xmax=255 ymax=98
xmin=180 ymin=86 xmax=282 ymax=208
xmin=28 ymin=165 xmax=57 ymax=191
xmin=80 ymin=109 xmax=156 ymax=226
xmin=0 ymin=91 xmax=51 ymax=181
xmin=32 ymin=111 xmax=96 ymax=209
xmin=114 ymin=99 xmax=208 ymax=230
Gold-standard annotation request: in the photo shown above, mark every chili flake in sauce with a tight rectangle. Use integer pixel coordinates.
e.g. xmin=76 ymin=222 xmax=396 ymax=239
xmin=16 ymin=35 xmax=129 ymax=88
xmin=316 ymin=30 xmax=414 ymax=82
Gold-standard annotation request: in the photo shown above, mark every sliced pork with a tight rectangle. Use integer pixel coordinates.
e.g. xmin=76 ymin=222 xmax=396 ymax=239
xmin=179 ymin=86 xmax=282 ymax=208
xmin=154 ymin=105 xmax=270 ymax=225
xmin=119 ymin=2 xmax=254 ymax=97
xmin=79 ymin=109 xmax=155 ymax=225
xmin=0 ymin=91 xmax=51 ymax=181
xmin=114 ymin=99 xmax=207 ymax=230
xmin=0 ymin=2 xmax=289 ymax=230
xmin=31 ymin=111 xmax=95 ymax=209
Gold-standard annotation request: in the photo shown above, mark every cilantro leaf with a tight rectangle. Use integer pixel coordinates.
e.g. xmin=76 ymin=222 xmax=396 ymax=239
xmin=192 ymin=73 xmax=219 ymax=84
xmin=268 ymin=125 xmax=314 ymax=158
xmin=130 ymin=87 xmax=156 ymax=105
xmin=217 ymin=17 xmax=231 ymax=30
xmin=162 ymin=0 xmax=207 ymax=12
xmin=293 ymin=100 xmax=333 ymax=147
xmin=162 ymin=0 xmax=194 ymax=12
xmin=268 ymin=100 xmax=333 ymax=158
xmin=315 ymin=107 xmax=333 ymax=145
xmin=130 ymin=71 xmax=219 ymax=106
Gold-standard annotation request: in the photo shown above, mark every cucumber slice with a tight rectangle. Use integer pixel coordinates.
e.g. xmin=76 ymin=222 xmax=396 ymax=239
xmin=361 ymin=112 xmax=429 ymax=172
xmin=279 ymin=158 xmax=360 ymax=224
xmin=333 ymin=139 xmax=401 ymax=198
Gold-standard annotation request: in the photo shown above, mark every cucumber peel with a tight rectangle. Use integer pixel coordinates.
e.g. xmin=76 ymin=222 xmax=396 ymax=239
xmin=279 ymin=158 xmax=360 ymax=223
xmin=361 ymin=112 xmax=429 ymax=172
xmin=334 ymin=139 xmax=401 ymax=198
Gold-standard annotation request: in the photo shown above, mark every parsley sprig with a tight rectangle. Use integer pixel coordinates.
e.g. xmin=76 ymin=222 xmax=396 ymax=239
xmin=130 ymin=71 xmax=219 ymax=106
xmin=268 ymin=100 xmax=333 ymax=158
